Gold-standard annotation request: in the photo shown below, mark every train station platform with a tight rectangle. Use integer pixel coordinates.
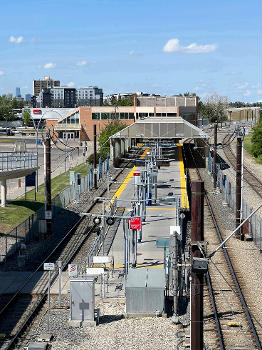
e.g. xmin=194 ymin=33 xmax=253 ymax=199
xmin=108 ymin=144 xmax=188 ymax=268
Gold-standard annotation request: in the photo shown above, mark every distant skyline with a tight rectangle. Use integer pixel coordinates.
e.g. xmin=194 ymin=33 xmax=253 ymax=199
xmin=0 ymin=0 xmax=261 ymax=102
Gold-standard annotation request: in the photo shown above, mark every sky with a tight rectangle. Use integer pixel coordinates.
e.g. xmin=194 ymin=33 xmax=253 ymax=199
xmin=0 ymin=0 xmax=261 ymax=102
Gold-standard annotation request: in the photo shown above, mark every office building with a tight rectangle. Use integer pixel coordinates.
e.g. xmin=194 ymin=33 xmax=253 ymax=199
xmin=25 ymin=94 xmax=32 ymax=102
xmin=29 ymin=95 xmax=197 ymax=141
xmin=77 ymin=87 xmax=103 ymax=106
xmin=16 ymin=87 xmax=21 ymax=98
xmin=33 ymin=76 xmax=60 ymax=96
xmin=37 ymin=86 xmax=103 ymax=108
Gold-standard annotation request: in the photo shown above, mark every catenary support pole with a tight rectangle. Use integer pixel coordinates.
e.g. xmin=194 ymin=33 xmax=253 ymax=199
xmin=45 ymin=135 xmax=52 ymax=235
xmin=213 ymin=123 xmax=217 ymax=189
xmin=236 ymin=136 xmax=242 ymax=238
xmin=190 ymin=181 xmax=204 ymax=350
xmin=93 ymin=124 xmax=98 ymax=189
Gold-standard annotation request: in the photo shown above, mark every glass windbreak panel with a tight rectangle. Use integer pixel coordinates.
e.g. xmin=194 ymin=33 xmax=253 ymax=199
xmin=92 ymin=113 xmax=100 ymax=120
xmin=129 ymin=113 xmax=134 ymax=119
xmin=101 ymin=113 xmax=109 ymax=120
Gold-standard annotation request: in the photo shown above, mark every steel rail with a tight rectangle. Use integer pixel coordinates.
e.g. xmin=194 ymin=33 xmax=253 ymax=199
xmin=206 ymin=271 xmax=226 ymax=350
xmin=186 ymin=141 xmax=262 ymax=349
xmin=2 ymin=148 xmax=143 ymax=350
xmin=205 ymin=192 xmax=262 ymax=349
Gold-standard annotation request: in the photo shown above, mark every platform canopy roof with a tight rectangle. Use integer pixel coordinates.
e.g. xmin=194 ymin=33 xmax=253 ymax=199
xmin=110 ymin=117 xmax=208 ymax=139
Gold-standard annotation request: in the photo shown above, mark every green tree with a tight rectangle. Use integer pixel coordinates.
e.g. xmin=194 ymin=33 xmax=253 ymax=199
xmin=0 ymin=95 xmax=15 ymax=121
xmin=23 ymin=110 xmax=31 ymax=125
xmin=98 ymin=120 xmax=127 ymax=160
xmin=200 ymin=94 xmax=229 ymax=123
xmin=251 ymin=111 xmax=262 ymax=159
xmin=116 ymin=98 xmax=133 ymax=106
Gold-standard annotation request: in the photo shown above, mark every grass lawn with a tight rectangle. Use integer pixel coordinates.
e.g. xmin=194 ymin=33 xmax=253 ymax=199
xmin=0 ymin=138 xmax=15 ymax=143
xmin=0 ymin=161 xmax=90 ymax=233
xmin=244 ymin=134 xmax=262 ymax=164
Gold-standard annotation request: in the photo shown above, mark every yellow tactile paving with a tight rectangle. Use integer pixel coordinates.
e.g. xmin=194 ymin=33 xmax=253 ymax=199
xmin=109 ymin=148 xmax=149 ymax=204
xmin=177 ymin=143 xmax=189 ymax=209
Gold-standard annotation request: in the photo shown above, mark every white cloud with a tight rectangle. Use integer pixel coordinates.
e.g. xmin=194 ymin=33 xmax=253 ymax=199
xmin=163 ymin=38 xmax=217 ymax=53
xmin=0 ymin=71 xmax=4 ymax=76
xmin=44 ymin=62 xmax=56 ymax=69
xmin=66 ymin=82 xmax=75 ymax=87
xmin=243 ymin=90 xmax=251 ymax=97
xmin=76 ymin=60 xmax=87 ymax=66
xmin=129 ymin=50 xmax=135 ymax=56
xmin=9 ymin=35 xmax=23 ymax=44
xmin=236 ymin=82 xmax=248 ymax=89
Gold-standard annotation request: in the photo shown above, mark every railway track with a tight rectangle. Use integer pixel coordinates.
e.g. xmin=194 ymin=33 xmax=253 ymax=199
xmin=222 ymin=134 xmax=262 ymax=198
xmin=0 ymin=148 xmax=143 ymax=350
xmin=186 ymin=142 xmax=262 ymax=349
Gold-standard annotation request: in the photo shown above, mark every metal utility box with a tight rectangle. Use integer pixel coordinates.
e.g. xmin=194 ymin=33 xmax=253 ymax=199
xmin=70 ymin=277 xmax=95 ymax=321
xmin=126 ymin=268 xmax=166 ymax=314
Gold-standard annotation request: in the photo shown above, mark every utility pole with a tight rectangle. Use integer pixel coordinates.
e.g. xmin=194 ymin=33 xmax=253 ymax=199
xmin=45 ymin=134 xmax=52 ymax=235
xmin=213 ymin=123 xmax=217 ymax=189
xmin=190 ymin=181 xmax=204 ymax=350
xmin=236 ymin=134 xmax=243 ymax=239
xmin=93 ymin=124 xmax=98 ymax=189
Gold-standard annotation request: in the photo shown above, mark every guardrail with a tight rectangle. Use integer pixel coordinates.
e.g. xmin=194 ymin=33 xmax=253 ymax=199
xmin=0 ymin=152 xmax=37 ymax=171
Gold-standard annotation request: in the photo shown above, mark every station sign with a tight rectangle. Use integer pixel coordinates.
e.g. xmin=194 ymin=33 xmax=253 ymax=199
xmin=33 ymin=109 xmax=42 ymax=115
xmin=133 ymin=172 xmax=142 ymax=186
xmin=68 ymin=264 xmax=78 ymax=277
xmin=86 ymin=267 xmax=104 ymax=275
xmin=45 ymin=210 xmax=52 ymax=220
xmin=44 ymin=262 xmax=55 ymax=271
xmin=130 ymin=217 xmax=141 ymax=230
xmin=93 ymin=256 xmax=111 ymax=264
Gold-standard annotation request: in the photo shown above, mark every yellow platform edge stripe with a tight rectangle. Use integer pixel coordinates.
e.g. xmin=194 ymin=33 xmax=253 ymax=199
xmin=109 ymin=147 xmax=149 ymax=205
xmin=177 ymin=143 xmax=189 ymax=209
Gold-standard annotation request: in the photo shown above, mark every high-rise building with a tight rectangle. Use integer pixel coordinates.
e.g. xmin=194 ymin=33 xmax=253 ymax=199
xmin=16 ymin=87 xmax=21 ymax=98
xmin=37 ymin=86 xmax=103 ymax=108
xmin=25 ymin=94 xmax=32 ymax=102
xmin=76 ymin=87 xmax=103 ymax=106
xmin=33 ymin=76 xmax=60 ymax=97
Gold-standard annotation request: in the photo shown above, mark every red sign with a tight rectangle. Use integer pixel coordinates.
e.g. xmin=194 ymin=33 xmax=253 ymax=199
xmin=133 ymin=172 xmax=141 ymax=176
xmin=33 ymin=109 xmax=42 ymax=115
xmin=130 ymin=217 xmax=141 ymax=230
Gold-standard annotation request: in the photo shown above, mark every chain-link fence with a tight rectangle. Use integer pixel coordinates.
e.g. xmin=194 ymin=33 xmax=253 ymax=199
xmin=0 ymin=154 xmax=110 ymax=263
xmin=208 ymin=151 xmax=262 ymax=251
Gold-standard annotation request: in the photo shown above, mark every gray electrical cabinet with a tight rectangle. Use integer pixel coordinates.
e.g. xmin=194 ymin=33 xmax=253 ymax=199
xmin=126 ymin=268 xmax=166 ymax=314
xmin=70 ymin=277 xmax=95 ymax=321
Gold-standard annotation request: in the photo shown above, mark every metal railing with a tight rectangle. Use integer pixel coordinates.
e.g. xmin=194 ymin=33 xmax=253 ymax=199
xmin=0 ymin=154 xmax=110 ymax=264
xmin=0 ymin=152 xmax=37 ymax=171
xmin=208 ymin=151 xmax=262 ymax=251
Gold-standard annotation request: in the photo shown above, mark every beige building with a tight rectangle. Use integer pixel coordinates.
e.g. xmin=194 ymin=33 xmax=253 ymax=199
xmin=33 ymin=76 xmax=60 ymax=96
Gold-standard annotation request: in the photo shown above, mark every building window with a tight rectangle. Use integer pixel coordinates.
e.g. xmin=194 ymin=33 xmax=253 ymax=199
xmin=129 ymin=113 xmax=134 ymax=119
xmin=101 ymin=113 xmax=109 ymax=120
xmin=92 ymin=113 xmax=100 ymax=120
